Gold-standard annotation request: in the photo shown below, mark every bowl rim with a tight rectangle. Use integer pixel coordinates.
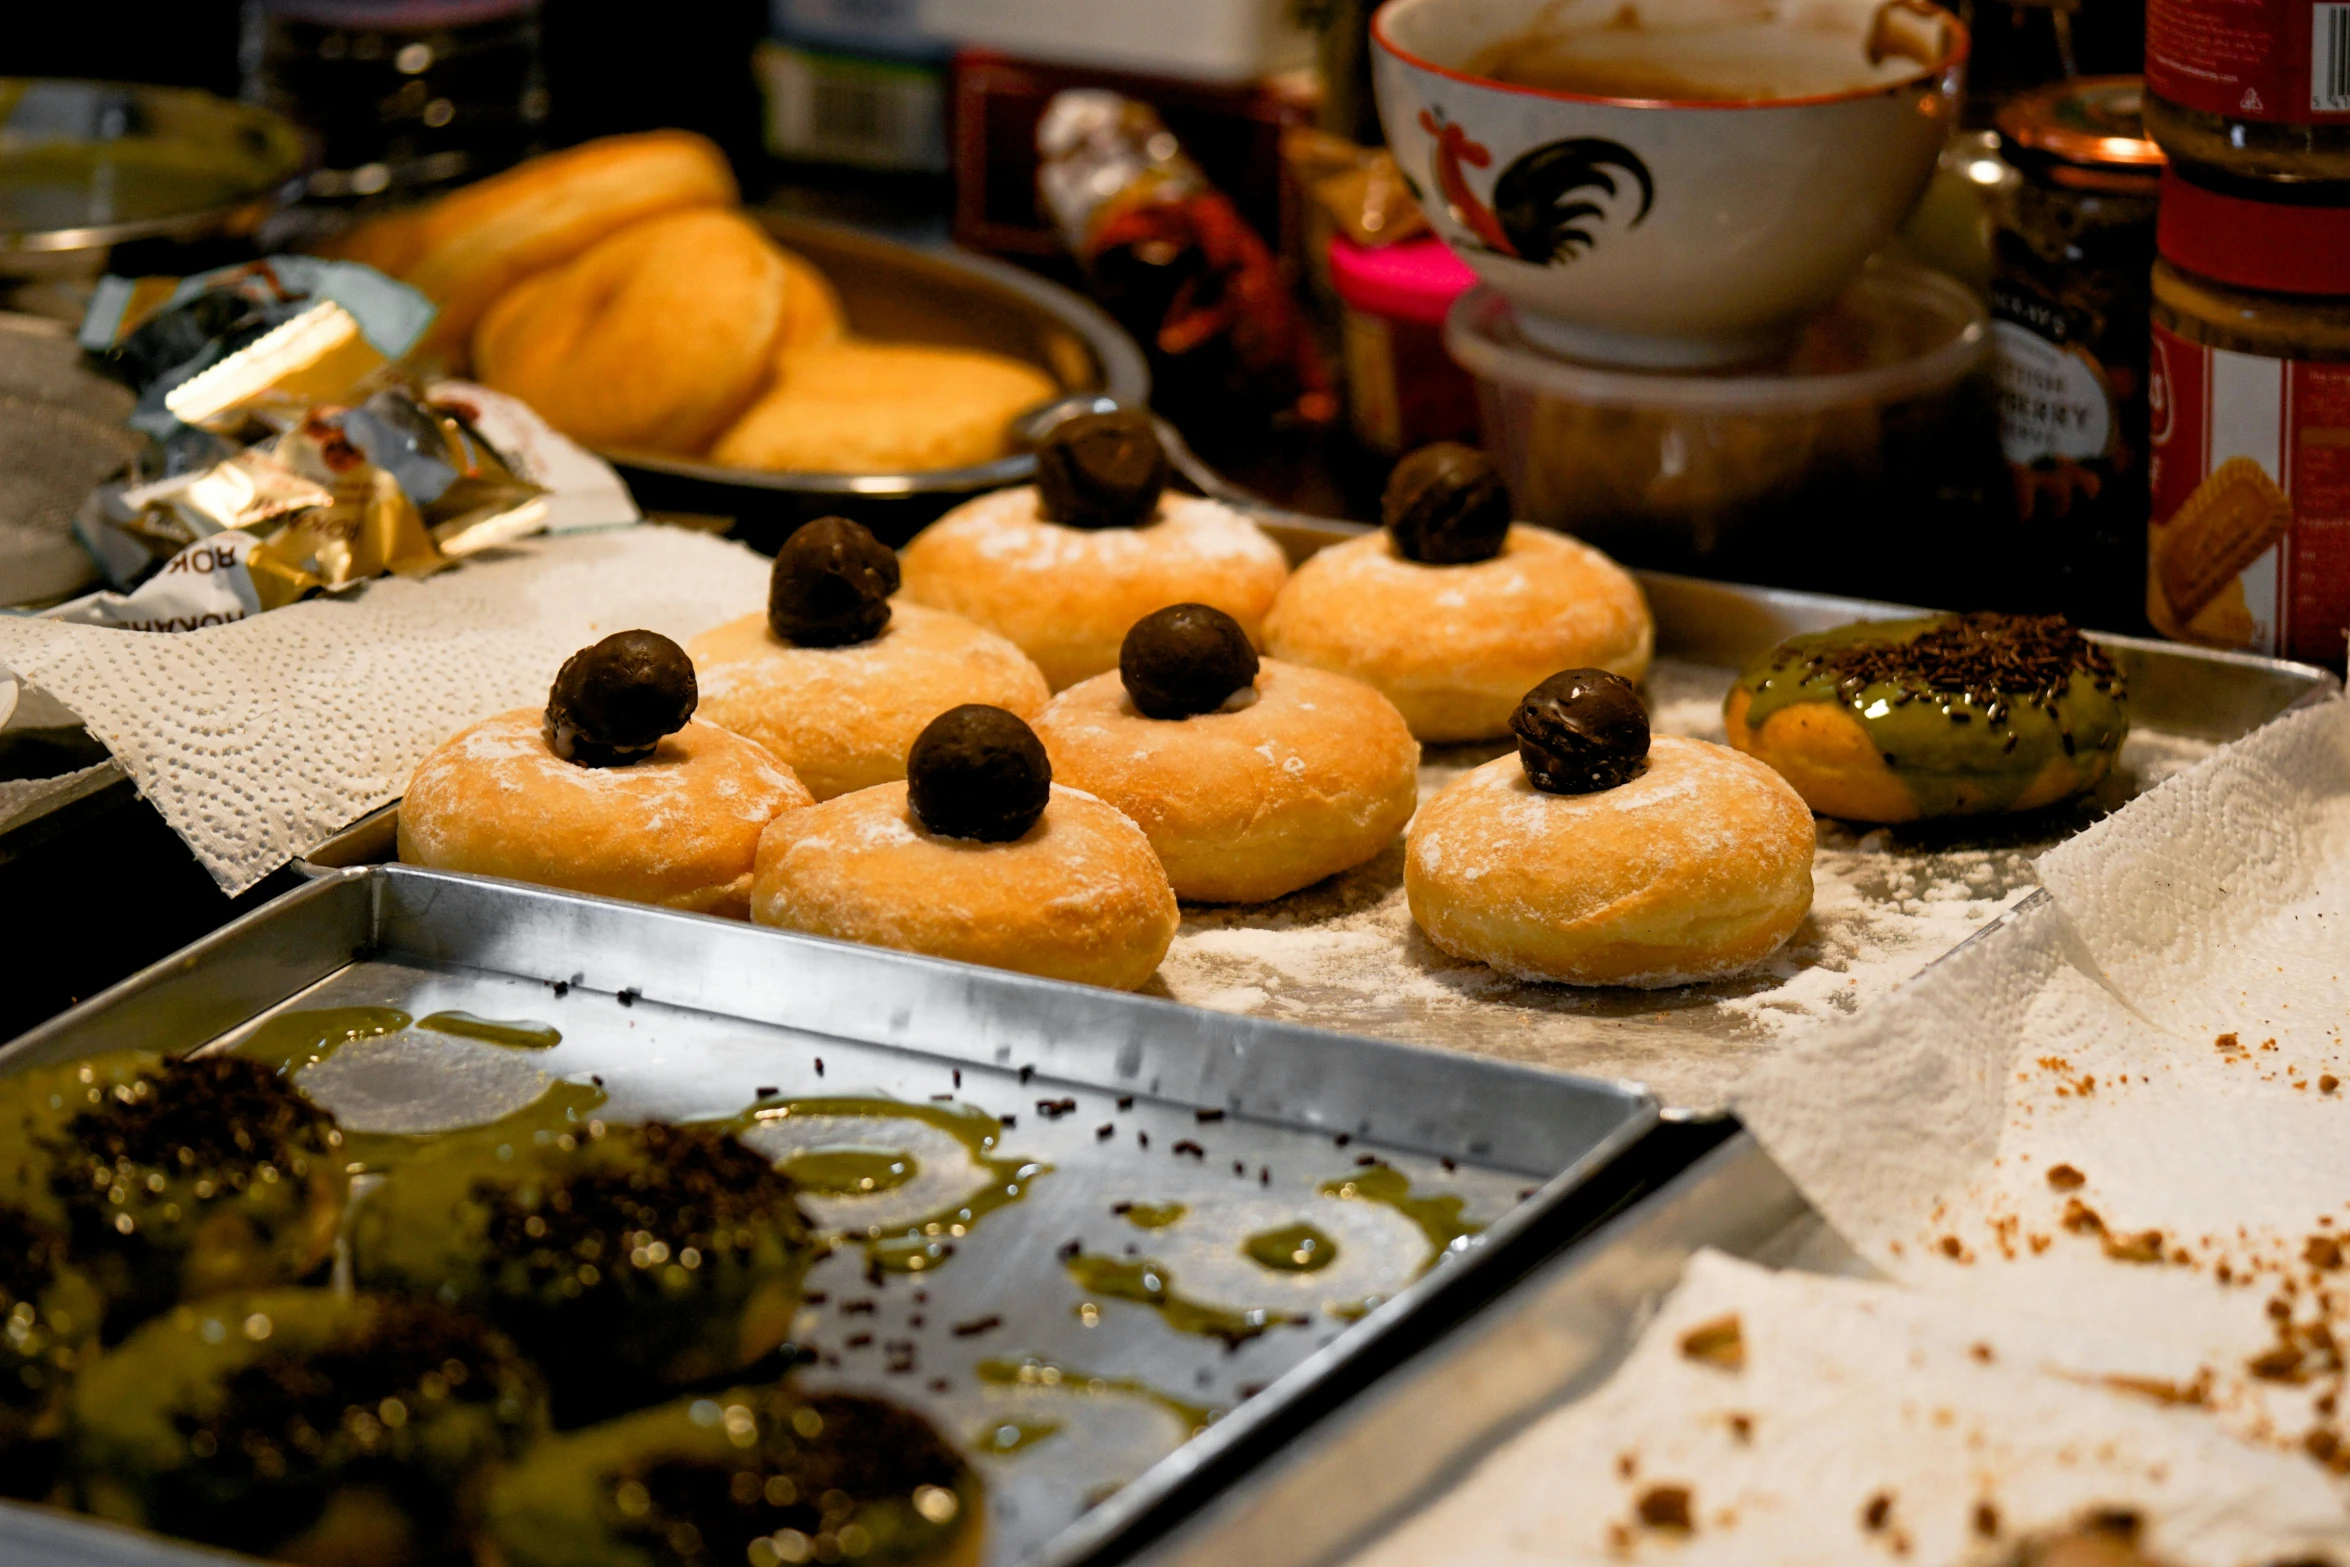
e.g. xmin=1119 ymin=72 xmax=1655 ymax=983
xmin=597 ymin=215 xmax=1152 ymax=500
xmin=1370 ymin=0 xmax=1971 ymax=113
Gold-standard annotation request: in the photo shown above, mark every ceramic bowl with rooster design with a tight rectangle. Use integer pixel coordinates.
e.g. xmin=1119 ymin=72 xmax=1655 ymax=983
xmin=1372 ymin=0 xmax=1966 ymax=368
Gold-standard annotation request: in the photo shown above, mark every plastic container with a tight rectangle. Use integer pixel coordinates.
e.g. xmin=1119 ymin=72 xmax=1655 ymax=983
xmin=1448 ymin=259 xmax=1995 ymax=599
xmin=1326 ymin=233 xmax=1477 ymax=455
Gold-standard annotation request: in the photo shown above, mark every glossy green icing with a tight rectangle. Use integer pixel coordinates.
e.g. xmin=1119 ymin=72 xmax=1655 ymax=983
xmin=1318 ymin=1166 xmax=1482 ymax=1271
xmin=974 ymin=1355 xmax=1216 ymax=1439
xmin=1732 ymin=616 xmax=2130 ymax=817
xmin=1242 ymin=1222 xmax=1338 ymax=1273
xmin=1063 ymin=1253 xmax=1305 ymax=1345
xmin=416 ymin=1011 xmax=562 ymax=1049
xmin=1118 ymin=1201 xmax=1187 ymax=1231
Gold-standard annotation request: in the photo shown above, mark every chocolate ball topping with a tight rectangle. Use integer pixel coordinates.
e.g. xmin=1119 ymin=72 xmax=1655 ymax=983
xmin=906 ymin=705 xmax=1051 ymax=842
xmin=1035 ymin=409 xmax=1169 ymax=530
xmin=1120 ymin=603 xmax=1260 ymax=719
xmin=1512 ymin=669 xmax=1649 ymax=794
xmin=1383 ymin=442 xmax=1512 ymax=565
xmin=769 ymin=516 xmax=900 ymax=647
xmin=545 ymin=630 xmax=698 ymax=767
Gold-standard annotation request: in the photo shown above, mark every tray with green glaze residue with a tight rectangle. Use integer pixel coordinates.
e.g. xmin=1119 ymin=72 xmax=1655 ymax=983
xmin=0 ymin=865 xmax=1655 ymax=1567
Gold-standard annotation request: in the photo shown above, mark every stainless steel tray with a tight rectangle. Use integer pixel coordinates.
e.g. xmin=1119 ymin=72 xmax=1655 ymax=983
xmin=0 ymin=864 xmax=1656 ymax=1567
xmin=300 ymin=549 xmax=2341 ymax=1116
xmin=1128 ymin=1129 xmax=1857 ymax=1567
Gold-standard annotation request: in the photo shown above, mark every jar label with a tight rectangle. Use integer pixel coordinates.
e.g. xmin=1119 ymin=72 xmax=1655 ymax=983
xmin=1994 ymin=321 xmax=2115 ymax=466
xmin=2147 ymin=0 xmax=2350 ymax=123
xmin=2148 ymin=320 xmax=2350 ymax=664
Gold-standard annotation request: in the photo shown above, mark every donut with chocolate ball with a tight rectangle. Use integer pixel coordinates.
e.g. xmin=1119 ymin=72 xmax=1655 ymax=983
xmin=1121 ymin=604 xmax=1261 ymax=719
xmin=1034 ymin=408 xmax=1170 ymax=530
xmin=1383 ymin=442 xmax=1511 ymax=566
xmin=544 ymin=629 xmax=699 ymax=766
xmin=769 ymin=516 xmax=900 ymax=648
xmin=1513 ymin=669 xmax=1649 ymax=794
xmin=907 ymin=705 xmax=1053 ymax=843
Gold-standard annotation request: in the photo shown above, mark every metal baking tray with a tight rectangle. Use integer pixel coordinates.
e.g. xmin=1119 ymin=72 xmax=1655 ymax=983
xmin=299 ymin=543 xmax=2341 ymax=1116
xmin=1127 ymin=1128 xmax=1858 ymax=1567
xmin=0 ymin=864 xmax=1656 ymax=1567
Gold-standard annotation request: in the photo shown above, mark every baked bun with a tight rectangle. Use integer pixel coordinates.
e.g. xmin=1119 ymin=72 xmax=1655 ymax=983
xmin=772 ymin=246 xmax=848 ymax=356
xmin=711 ymin=341 xmax=1058 ymax=474
xmin=1406 ymin=736 xmax=1814 ymax=987
xmin=1722 ymin=613 xmax=2129 ymax=823
xmin=1036 ymin=659 xmax=1417 ymax=903
xmin=404 ymin=130 xmax=737 ymax=363
xmin=899 ymin=489 xmax=1291 ymax=691
xmin=751 ymin=782 xmax=1178 ymax=990
xmin=1263 ymin=525 xmax=1653 ymax=743
xmin=399 ymin=708 xmax=813 ymax=916
xmin=472 ymin=207 xmax=790 ymax=452
xmin=689 ymin=601 xmax=1050 ymax=800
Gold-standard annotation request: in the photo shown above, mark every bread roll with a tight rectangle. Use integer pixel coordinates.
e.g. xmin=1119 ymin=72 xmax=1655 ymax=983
xmin=712 ymin=342 xmax=1057 ymax=475
xmin=404 ymin=130 xmax=737 ymax=364
xmin=472 ymin=207 xmax=789 ymax=453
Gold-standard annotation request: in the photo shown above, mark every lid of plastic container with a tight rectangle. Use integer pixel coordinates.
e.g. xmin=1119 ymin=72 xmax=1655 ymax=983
xmin=1327 ymin=235 xmax=1478 ymax=328
xmin=2157 ymin=164 xmax=2350 ymax=296
xmin=1996 ymin=76 xmax=2163 ymax=188
xmin=1444 ymin=260 xmax=1988 ymax=416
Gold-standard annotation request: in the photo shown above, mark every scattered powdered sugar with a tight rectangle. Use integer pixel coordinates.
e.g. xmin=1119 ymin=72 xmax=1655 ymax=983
xmin=1151 ymin=657 xmax=2222 ymax=1114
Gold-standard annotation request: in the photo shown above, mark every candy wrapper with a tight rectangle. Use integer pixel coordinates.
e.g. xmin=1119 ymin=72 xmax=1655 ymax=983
xmin=52 ymin=258 xmax=637 ymax=629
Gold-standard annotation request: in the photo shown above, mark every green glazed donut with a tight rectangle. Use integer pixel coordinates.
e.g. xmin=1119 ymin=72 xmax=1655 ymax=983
xmin=0 ymin=1204 xmax=102 ymax=1501
xmin=71 ymin=1287 xmax=544 ymax=1565
xmin=354 ymin=1118 xmax=816 ymax=1423
xmin=0 ymin=1051 xmax=347 ymax=1338
xmin=484 ymin=1386 xmax=982 ymax=1567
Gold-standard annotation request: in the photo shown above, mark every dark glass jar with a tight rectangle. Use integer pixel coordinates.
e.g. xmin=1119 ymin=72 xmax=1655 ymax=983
xmin=1989 ymin=77 xmax=2166 ymax=633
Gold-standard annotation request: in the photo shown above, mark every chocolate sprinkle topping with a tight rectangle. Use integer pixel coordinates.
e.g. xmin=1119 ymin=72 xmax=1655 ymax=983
xmin=1770 ymin=614 xmax=2120 ymax=715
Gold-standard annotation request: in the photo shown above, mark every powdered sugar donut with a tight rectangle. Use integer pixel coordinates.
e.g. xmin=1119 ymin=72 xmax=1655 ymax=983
xmin=1264 ymin=526 xmax=1653 ymax=744
xmin=897 ymin=488 xmax=1290 ymax=692
xmin=399 ymin=708 xmax=812 ymax=917
xmin=1405 ymin=736 xmax=1813 ymax=987
xmin=688 ymin=601 xmax=1049 ymax=800
xmin=750 ymin=782 xmax=1177 ymax=990
xmin=1035 ymin=659 xmax=1417 ymax=904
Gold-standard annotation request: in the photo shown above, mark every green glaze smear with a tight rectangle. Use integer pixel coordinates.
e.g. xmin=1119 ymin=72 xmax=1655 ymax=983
xmin=747 ymin=1097 xmax=1049 ymax=1274
xmin=977 ymin=1416 xmax=1062 ymax=1455
xmin=1319 ymin=1166 xmax=1483 ymax=1271
xmin=976 ymin=1355 xmax=1216 ymax=1438
xmin=1732 ymin=613 xmax=2129 ymax=817
xmin=1064 ymin=1253 xmax=1304 ymax=1346
xmin=1117 ymin=1201 xmax=1187 ymax=1231
xmin=780 ymin=1146 xmax=918 ymax=1197
xmin=416 ymin=1011 xmax=561 ymax=1049
xmin=238 ymin=1006 xmax=411 ymax=1074
xmin=1242 ymin=1222 xmax=1338 ymax=1274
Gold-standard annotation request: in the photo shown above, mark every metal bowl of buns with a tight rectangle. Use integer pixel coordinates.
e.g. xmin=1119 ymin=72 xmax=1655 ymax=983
xmin=604 ymin=215 xmax=1150 ymax=548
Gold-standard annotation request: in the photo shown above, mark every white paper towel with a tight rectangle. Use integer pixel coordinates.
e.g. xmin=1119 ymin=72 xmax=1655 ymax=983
xmin=1355 ymin=1249 xmax=2350 ymax=1566
xmin=1741 ymin=697 xmax=2350 ymax=1465
xmin=0 ymin=527 xmax=769 ymax=893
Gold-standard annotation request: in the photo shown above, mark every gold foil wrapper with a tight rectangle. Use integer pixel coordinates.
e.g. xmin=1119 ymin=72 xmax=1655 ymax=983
xmin=117 ymin=450 xmax=335 ymax=548
xmin=247 ymin=468 xmax=443 ymax=611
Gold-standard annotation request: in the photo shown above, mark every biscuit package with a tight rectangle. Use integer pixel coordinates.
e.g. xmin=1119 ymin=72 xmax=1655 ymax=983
xmin=2146 ymin=326 xmax=2350 ymax=664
